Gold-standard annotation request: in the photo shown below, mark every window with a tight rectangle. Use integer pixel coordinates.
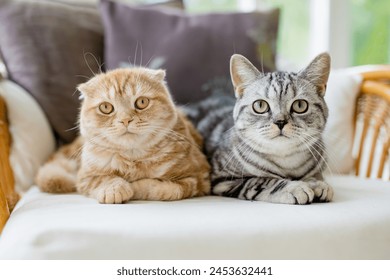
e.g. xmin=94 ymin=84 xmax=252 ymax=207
xmin=184 ymin=0 xmax=239 ymax=12
xmin=350 ymin=0 xmax=390 ymax=66
xmin=184 ymin=0 xmax=390 ymax=69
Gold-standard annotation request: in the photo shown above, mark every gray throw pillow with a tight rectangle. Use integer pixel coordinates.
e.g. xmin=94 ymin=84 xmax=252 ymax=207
xmin=100 ymin=0 xmax=279 ymax=104
xmin=0 ymin=0 xmax=103 ymax=144
xmin=0 ymin=0 xmax=183 ymax=144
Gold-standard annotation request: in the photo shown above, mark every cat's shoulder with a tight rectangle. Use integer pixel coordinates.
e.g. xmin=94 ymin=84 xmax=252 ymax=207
xmin=176 ymin=108 xmax=203 ymax=147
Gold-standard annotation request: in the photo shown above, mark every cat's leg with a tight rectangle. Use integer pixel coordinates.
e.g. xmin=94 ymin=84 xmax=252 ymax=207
xmin=77 ymin=175 xmax=133 ymax=204
xmin=212 ymin=177 xmax=317 ymax=205
xmin=37 ymin=158 xmax=77 ymax=193
xmin=304 ymin=178 xmax=334 ymax=202
xmin=129 ymin=177 xmax=202 ymax=201
xmin=36 ymin=137 xmax=82 ymax=194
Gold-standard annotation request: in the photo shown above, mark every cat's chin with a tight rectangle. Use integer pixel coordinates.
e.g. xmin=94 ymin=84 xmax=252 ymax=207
xmin=120 ymin=131 xmax=138 ymax=137
xmin=265 ymin=136 xmax=294 ymax=145
xmin=249 ymin=135 xmax=301 ymax=155
xmin=270 ymin=134 xmax=290 ymax=140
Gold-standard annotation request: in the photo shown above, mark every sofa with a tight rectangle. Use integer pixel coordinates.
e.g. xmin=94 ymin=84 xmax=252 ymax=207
xmin=0 ymin=0 xmax=389 ymax=259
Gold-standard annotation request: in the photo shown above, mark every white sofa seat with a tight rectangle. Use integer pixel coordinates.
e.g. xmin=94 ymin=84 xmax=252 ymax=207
xmin=0 ymin=175 xmax=389 ymax=259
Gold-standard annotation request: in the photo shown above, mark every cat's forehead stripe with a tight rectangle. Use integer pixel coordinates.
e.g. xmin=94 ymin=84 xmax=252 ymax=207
xmin=261 ymin=72 xmax=286 ymax=98
xmin=105 ymin=76 xmax=137 ymax=97
xmin=259 ymin=72 xmax=294 ymax=100
xmin=108 ymin=87 xmax=116 ymax=99
xmin=121 ymin=75 xmax=132 ymax=95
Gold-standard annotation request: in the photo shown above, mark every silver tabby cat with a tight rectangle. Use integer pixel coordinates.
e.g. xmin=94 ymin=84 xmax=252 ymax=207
xmin=185 ymin=53 xmax=334 ymax=204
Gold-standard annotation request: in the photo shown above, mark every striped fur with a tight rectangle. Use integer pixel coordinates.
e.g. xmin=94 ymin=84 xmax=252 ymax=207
xmin=184 ymin=53 xmax=334 ymax=204
xmin=36 ymin=68 xmax=210 ymax=203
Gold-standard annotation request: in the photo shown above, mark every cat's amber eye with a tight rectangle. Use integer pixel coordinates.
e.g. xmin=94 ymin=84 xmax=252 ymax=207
xmin=291 ymin=99 xmax=309 ymax=114
xmin=99 ymin=102 xmax=114 ymax=114
xmin=135 ymin=97 xmax=149 ymax=110
xmin=252 ymin=100 xmax=269 ymax=114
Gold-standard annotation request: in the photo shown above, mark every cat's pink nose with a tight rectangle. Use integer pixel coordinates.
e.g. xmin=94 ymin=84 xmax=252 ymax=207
xmin=120 ymin=118 xmax=133 ymax=127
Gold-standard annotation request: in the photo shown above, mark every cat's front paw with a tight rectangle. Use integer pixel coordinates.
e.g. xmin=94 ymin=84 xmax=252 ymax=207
xmin=96 ymin=184 xmax=133 ymax=204
xmin=278 ymin=182 xmax=314 ymax=205
xmin=307 ymin=180 xmax=334 ymax=202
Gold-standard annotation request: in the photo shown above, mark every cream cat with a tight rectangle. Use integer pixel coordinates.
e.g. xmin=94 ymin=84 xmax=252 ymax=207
xmin=36 ymin=68 xmax=210 ymax=203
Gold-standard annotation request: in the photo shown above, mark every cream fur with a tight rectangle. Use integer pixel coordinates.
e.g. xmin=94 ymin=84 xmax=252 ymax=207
xmin=36 ymin=68 xmax=210 ymax=203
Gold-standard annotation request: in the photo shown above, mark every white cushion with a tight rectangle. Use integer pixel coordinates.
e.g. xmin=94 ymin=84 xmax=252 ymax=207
xmin=0 ymin=79 xmax=56 ymax=193
xmin=0 ymin=176 xmax=389 ymax=259
xmin=323 ymin=69 xmax=362 ymax=174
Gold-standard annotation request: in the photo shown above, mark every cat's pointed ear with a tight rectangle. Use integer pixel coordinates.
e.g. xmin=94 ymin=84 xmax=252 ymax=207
xmin=230 ymin=54 xmax=261 ymax=98
xmin=298 ymin=52 xmax=331 ymax=96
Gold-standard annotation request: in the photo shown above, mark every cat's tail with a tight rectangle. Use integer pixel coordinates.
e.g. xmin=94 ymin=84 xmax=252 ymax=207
xmin=36 ymin=137 xmax=83 ymax=193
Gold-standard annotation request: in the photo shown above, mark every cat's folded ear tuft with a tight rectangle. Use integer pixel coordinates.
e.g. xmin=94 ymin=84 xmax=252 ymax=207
xmin=155 ymin=69 xmax=166 ymax=82
xmin=298 ymin=52 xmax=331 ymax=96
xmin=230 ymin=54 xmax=261 ymax=98
xmin=145 ymin=69 xmax=166 ymax=82
xmin=77 ymin=76 xmax=100 ymax=98
xmin=77 ymin=82 xmax=88 ymax=99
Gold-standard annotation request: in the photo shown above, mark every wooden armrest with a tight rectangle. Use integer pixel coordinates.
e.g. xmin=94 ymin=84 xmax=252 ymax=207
xmin=361 ymin=70 xmax=390 ymax=82
xmin=354 ymin=71 xmax=390 ymax=180
xmin=0 ymin=95 xmax=19 ymax=233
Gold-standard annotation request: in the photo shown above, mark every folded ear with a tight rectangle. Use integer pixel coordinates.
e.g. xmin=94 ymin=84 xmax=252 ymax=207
xmin=145 ymin=68 xmax=166 ymax=82
xmin=77 ymin=82 xmax=89 ymax=100
xmin=230 ymin=54 xmax=262 ymax=98
xmin=298 ymin=52 xmax=331 ymax=96
xmin=154 ymin=69 xmax=166 ymax=81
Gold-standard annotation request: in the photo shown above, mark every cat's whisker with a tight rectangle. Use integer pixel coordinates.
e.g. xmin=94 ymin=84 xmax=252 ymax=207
xmin=295 ymin=134 xmax=322 ymax=166
xmin=295 ymin=130 xmax=340 ymax=176
xmin=134 ymin=41 xmax=139 ymax=67
xmin=127 ymin=56 xmax=132 ymax=67
xmin=65 ymin=125 xmax=80 ymax=132
xmin=83 ymin=52 xmax=102 ymax=76
xmin=260 ymin=51 xmax=264 ymax=75
xmin=140 ymin=42 xmax=143 ymax=67
xmin=295 ymin=133 xmax=334 ymax=176
xmin=220 ymin=139 xmax=246 ymax=169
xmin=75 ymin=74 xmax=91 ymax=80
xmin=145 ymin=55 xmax=155 ymax=69
xmin=237 ymin=141 xmax=255 ymax=179
xmin=145 ymin=125 xmax=201 ymax=150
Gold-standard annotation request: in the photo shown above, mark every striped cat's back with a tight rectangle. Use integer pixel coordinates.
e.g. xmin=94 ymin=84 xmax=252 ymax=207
xmin=183 ymin=53 xmax=334 ymax=205
xmin=183 ymin=95 xmax=235 ymax=156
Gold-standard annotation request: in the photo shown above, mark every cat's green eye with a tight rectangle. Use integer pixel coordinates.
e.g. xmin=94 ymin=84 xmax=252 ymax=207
xmin=99 ymin=102 xmax=114 ymax=114
xmin=135 ymin=97 xmax=149 ymax=110
xmin=291 ymin=99 xmax=309 ymax=114
xmin=252 ymin=100 xmax=269 ymax=114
